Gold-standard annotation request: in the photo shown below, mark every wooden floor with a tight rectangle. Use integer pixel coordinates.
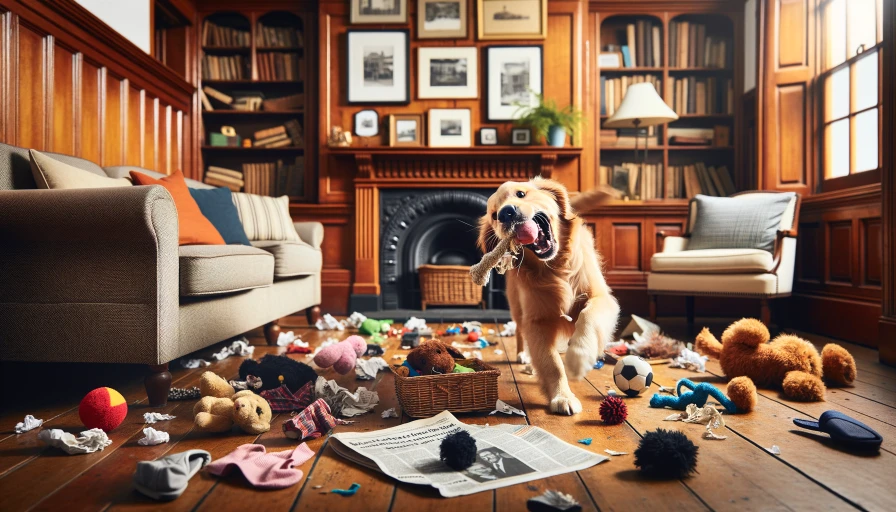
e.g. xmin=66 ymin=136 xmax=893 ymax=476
xmin=1 ymin=316 xmax=895 ymax=512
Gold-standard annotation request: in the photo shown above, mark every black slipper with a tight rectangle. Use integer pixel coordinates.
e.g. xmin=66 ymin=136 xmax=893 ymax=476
xmin=793 ymin=410 xmax=882 ymax=450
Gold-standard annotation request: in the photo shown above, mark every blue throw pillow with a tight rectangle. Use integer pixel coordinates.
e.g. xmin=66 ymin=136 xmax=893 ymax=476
xmin=188 ymin=187 xmax=252 ymax=245
xmin=688 ymin=193 xmax=795 ymax=253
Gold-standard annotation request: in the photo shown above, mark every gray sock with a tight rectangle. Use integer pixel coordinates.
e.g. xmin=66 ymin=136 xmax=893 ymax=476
xmin=133 ymin=449 xmax=212 ymax=501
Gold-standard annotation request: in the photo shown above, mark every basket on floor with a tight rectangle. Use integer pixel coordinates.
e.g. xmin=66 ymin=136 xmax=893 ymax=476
xmin=390 ymin=358 xmax=500 ymax=417
xmin=418 ymin=264 xmax=484 ymax=310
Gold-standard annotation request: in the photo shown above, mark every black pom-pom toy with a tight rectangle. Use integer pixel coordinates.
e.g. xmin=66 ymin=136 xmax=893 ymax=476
xmin=440 ymin=430 xmax=477 ymax=470
xmin=634 ymin=429 xmax=698 ymax=479
xmin=599 ymin=396 xmax=628 ymax=425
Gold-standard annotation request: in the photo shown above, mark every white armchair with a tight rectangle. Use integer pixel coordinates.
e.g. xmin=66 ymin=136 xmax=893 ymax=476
xmin=647 ymin=191 xmax=801 ymax=326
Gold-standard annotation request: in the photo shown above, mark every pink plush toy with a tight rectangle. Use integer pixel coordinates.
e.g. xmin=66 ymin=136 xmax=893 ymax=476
xmin=313 ymin=335 xmax=367 ymax=374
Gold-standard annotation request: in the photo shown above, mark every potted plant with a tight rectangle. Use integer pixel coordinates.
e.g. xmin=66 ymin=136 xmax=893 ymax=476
xmin=514 ymin=93 xmax=584 ymax=147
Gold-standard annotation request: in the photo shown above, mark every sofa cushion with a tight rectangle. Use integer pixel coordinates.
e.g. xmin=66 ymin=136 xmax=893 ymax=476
xmin=651 ymin=248 xmax=775 ymax=274
xmin=179 ymin=245 xmax=274 ymax=296
xmin=131 ymin=170 xmax=225 ymax=246
xmin=29 ymin=149 xmax=131 ymax=189
xmin=688 ymin=193 xmax=795 ymax=252
xmin=189 ymin=188 xmax=252 ymax=246
xmin=104 ymin=166 xmax=212 ymax=189
xmin=231 ymin=193 xmax=301 ymax=242
xmin=251 ymin=241 xmax=322 ymax=277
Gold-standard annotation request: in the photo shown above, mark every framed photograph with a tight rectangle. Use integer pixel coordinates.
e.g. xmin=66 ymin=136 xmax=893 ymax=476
xmin=428 ymin=108 xmax=471 ymax=147
xmin=388 ymin=114 xmax=424 ymax=146
xmin=354 ymin=110 xmax=380 ymax=137
xmin=351 ymin=0 xmax=408 ymax=24
xmin=347 ymin=30 xmax=410 ymax=104
xmin=477 ymin=0 xmax=547 ymax=40
xmin=418 ymin=0 xmax=467 ymax=39
xmin=418 ymin=47 xmax=478 ymax=99
xmin=511 ymin=128 xmax=531 ymax=145
xmin=486 ymin=46 xmax=543 ymax=121
xmin=479 ymin=127 xmax=498 ymax=145
xmin=598 ymin=52 xmax=623 ymax=69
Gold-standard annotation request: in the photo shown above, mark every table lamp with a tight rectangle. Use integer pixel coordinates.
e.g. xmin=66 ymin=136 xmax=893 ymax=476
xmin=604 ymin=82 xmax=678 ymax=160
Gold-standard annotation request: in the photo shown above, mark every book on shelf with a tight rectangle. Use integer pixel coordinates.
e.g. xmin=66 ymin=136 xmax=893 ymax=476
xmin=262 ymin=93 xmax=304 ymax=111
xmin=668 ymin=21 xmax=732 ymax=68
xmin=204 ymin=176 xmax=241 ymax=192
xmin=205 ymin=172 xmax=244 ymax=188
xmin=601 ymin=163 xmax=663 ymax=200
xmin=601 ymin=75 xmax=662 ymax=117
xmin=202 ymin=55 xmax=248 ymax=80
xmin=203 ymin=86 xmax=233 ymax=106
xmin=284 ymin=119 xmax=304 ymax=147
xmin=668 ymin=127 xmax=714 ymax=146
xmin=207 ymin=165 xmax=243 ymax=180
xmin=240 ymin=158 xmax=303 ymax=196
xmin=253 ymin=121 xmax=302 ymax=147
xmin=611 ymin=21 xmax=661 ymax=68
xmin=713 ymin=125 xmax=730 ymax=147
xmin=672 ymin=77 xmax=733 ymax=115
xmin=202 ymin=20 xmax=250 ymax=47
xmin=667 ymin=163 xmax=735 ymax=198
xmin=199 ymin=89 xmax=213 ymax=111
xmin=258 ymin=53 xmax=302 ymax=81
xmin=242 ymin=162 xmax=277 ymax=196
xmin=256 ymin=24 xmax=304 ymax=48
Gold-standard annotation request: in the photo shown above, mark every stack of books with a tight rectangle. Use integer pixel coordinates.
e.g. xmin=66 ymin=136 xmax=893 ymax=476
xmin=258 ymin=53 xmax=302 ymax=81
xmin=204 ymin=166 xmax=244 ymax=191
xmin=670 ymin=77 xmax=734 ymax=115
xmin=241 ymin=158 xmax=303 ymax=196
xmin=202 ymin=55 xmax=248 ymax=80
xmin=253 ymin=120 xmax=303 ymax=148
xmin=599 ymin=163 xmax=664 ymax=200
xmin=201 ymin=20 xmax=250 ymax=47
xmin=600 ymin=75 xmax=662 ymax=117
xmin=242 ymin=162 xmax=277 ymax=195
xmin=599 ymin=127 xmax=659 ymax=148
xmin=669 ymin=21 xmax=732 ymax=68
xmin=256 ymin=24 xmax=303 ymax=48
xmin=667 ymin=127 xmax=714 ymax=146
xmin=608 ymin=21 xmax=661 ymax=68
xmin=665 ymin=162 xmax=736 ymax=198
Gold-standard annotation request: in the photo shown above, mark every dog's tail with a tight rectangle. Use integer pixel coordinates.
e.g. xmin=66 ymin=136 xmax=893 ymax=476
xmin=570 ymin=185 xmax=621 ymax=214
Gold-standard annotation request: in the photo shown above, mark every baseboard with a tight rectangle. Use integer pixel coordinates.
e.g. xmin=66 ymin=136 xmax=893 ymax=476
xmin=783 ymin=293 xmax=881 ymax=347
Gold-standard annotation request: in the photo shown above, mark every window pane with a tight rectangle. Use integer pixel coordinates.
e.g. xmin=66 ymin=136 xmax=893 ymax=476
xmin=824 ymin=0 xmax=847 ymax=70
xmin=826 ymin=67 xmax=850 ymax=121
xmin=826 ymin=119 xmax=850 ymax=178
xmin=854 ymin=52 xmax=878 ymax=111
xmin=854 ymin=109 xmax=879 ymax=172
xmin=848 ymin=0 xmax=877 ymax=57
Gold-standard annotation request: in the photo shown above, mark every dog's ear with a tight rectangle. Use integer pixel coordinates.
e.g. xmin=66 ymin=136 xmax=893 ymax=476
xmin=477 ymin=214 xmax=498 ymax=253
xmin=533 ymin=178 xmax=573 ymax=220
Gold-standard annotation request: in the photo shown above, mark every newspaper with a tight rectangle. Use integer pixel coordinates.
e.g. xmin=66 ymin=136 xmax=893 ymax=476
xmin=329 ymin=411 xmax=608 ymax=497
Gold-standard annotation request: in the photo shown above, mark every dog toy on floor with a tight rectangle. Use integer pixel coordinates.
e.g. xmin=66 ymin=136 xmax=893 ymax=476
xmin=599 ymin=396 xmax=628 ymax=425
xmin=79 ymin=387 xmax=128 ymax=432
xmin=440 ymin=430 xmax=477 ymax=470
xmin=470 ymin=236 xmax=514 ymax=286
xmin=313 ymin=335 xmax=366 ymax=374
xmin=634 ymin=429 xmax=698 ymax=479
xmin=793 ymin=410 xmax=882 ymax=450
xmin=238 ymin=354 xmax=318 ymax=393
xmin=193 ymin=372 xmax=272 ymax=434
xmin=695 ymin=318 xmax=857 ymax=402
xmin=650 ymin=378 xmax=756 ymax=413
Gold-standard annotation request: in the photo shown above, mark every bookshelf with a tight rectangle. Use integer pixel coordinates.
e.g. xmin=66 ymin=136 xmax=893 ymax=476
xmin=198 ymin=8 xmax=313 ymax=201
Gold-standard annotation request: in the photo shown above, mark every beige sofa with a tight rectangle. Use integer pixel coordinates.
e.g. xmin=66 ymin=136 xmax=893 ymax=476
xmin=0 ymin=142 xmax=322 ymax=405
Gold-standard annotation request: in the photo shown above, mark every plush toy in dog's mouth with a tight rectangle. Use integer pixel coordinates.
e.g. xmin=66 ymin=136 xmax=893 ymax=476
xmin=515 ymin=212 xmax=556 ymax=259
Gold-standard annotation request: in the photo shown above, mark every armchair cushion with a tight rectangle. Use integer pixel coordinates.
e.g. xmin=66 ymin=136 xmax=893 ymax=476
xmin=651 ymin=248 xmax=774 ymax=274
xmin=688 ymin=193 xmax=796 ymax=252
xmin=179 ymin=245 xmax=274 ymax=296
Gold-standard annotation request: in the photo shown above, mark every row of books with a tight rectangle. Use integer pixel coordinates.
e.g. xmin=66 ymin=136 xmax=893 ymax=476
xmin=668 ymin=21 xmax=732 ymax=69
xmin=667 ymin=127 xmax=730 ymax=147
xmin=204 ymin=166 xmax=244 ymax=191
xmin=201 ymin=87 xmax=304 ymax=112
xmin=670 ymin=77 xmax=734 ymax=115
xmin=256 ymin=24 xmax=303 ymax=48
xmin=202 ymin=55 xmax=249 ymax=81
xmin=668 ymin=163 xmax=736 ymax=198
xmin=242 ymin=158 xmax=304 ymax=196
xmin=600 ymin=163 xmax=664 ymax=200
xmin=600 ymin=75 xmax=662 ymax=117
xmin=202 ymin=20 xmax=250 ymax=48
xmin=599 ymin=128 xmax=660 ymax=149
xmin=254 ymin=120 xmax=303 ymax=148
xmin=258 ymin=53 xmax=303 ymax=81
xmin=612 ymin=21 xmax=661 ymax=68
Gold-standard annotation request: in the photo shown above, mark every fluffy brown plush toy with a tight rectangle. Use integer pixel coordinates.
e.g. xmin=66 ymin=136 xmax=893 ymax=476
xmin=695 ymin=318 xmax=856 ymax=401
xmin=193 ymin=372 xmax=273 ymax=434
xmin=394 ymin=340 xmax=465 ymax=376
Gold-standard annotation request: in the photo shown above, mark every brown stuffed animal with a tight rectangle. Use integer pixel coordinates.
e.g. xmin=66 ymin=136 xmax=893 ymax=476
xmin=193 ymin=371 xmax=273 ymax=434
xmin=695 ymin=318 xmax=856 ymax=401
xmin=394 ymin=340 xmax=465 ymax=376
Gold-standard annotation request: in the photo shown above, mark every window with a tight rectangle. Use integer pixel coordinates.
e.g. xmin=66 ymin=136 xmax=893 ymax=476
xmin=818 ymin=0 xmax=882 ymax=187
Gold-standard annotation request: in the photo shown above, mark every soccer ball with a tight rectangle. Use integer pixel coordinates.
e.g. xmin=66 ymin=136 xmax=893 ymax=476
xmin=613 ymin=356 xmax=654 ymax=397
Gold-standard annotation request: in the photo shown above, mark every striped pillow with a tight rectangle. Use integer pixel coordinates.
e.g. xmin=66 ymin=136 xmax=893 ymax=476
xmin=230 ymin=193 xmax=300 ymax=242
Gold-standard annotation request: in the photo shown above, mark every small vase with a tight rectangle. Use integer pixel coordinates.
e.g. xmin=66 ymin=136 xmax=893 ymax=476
xmin=548 ymin=125 xmax=567 ymax=147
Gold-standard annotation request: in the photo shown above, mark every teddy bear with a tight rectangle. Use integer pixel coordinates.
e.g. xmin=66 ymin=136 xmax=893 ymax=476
xmin=193 ymin=372 xmax=273 ymax=434
xmin=238 ymin=354 xmax=318 ymax=393
xmin=394 ymin=340 xmax=470 ymax=377
xmin=313 ymin=335 xmax=366 ymax=374
xmin=694 ymin=318 xmax=857 ymax=401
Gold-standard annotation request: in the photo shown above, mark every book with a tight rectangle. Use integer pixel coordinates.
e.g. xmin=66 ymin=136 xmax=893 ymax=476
xmin=207 ymin=166 xmax=243 ymax=180
xmin=204 ymin=176 xmax=241 ymax=191
xmin=255 ymin=133 xmax=290 ymax=147
xmin=707 ymin=166 xmax=727 ymax=197
xmin=695 ymin=162 xmax=717 ymax=196
xmin=652 ymin=26 xmax=661 ymax=67
xmin=600 ymin=77 xmax=607 ymax=115
xmin=205 ymin=172 xmax=245 ymax=187
xmin=716 ymin=166 xmax=736 ymax=196
xmin=626 ymin=24 xmax=637 ymax=67
xmin=263 ymin=138 xmax=294 ymax=148
xmin=263 ymin=93 xmax=304 ymax=111
xmin=254 ymin=125 xmax=287 ymax=140
xmin=284 ymin=119 xmax=304 ymax=147
xmin=203 ymin=86 xmax=233 ymax=105
xmin=621 ymin=46 xmax=632 ymax=68
xmin=199 ymin=89 xmax=213 ymax=111
xmin=713 ymin=125 xmax=731 ymax=147
xmin=678 ymin=21 xmax=689 ymax=69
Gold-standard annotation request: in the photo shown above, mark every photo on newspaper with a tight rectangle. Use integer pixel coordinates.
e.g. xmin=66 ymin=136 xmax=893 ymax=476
xmin=329 ymin=410 xmax=608 ymax=497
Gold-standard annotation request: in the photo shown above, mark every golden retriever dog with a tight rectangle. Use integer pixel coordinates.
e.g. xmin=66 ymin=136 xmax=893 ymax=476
xmin=478 ymin=178 xmax=619 ymax=415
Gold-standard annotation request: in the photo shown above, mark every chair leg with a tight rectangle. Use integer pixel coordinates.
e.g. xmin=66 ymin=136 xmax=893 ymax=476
xmin=685 ymin=296 xmax=695 ymax=326
xmin=145 ymin=363 xmax=171 ymax=408
xmin=305 ymin=306 xmax=321 ymax=326
xmin=760 ymin=298 xmax=771 ymax=326
xmin=648 ymin=294 xmax=658 ymax=322
xmin=264 ymin=319 xmax=281 ymax=346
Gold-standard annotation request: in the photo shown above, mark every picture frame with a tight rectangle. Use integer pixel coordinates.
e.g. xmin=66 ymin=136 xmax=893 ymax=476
xmin=418 ymin=0 xmax=467 ymax=39
xmin=479 ymin=127 xmax=498 ymax=145
xmin=428 ymin=108 xmax=471 ymax=147
xmin=351 ymin=0 xmax=408 ymax=24
xmin=486 ymin=46 xmax=543 ymax=121
xmin=598 ymin=52 xmax=623 ymax=69
xmin=418 ymin=47 xmax=478 ymax=99
xmin=511 ymin=128 xmax=531 ymax=145
xmin=354 ymin=109 xmax=380 ymax=137
xmin=477 ymin=0 xmax=547 ymax=40
xmin=347 ymin=29 xmax=410 ymax=105
xmin=388 ymin=114 xmax=424 ymax=146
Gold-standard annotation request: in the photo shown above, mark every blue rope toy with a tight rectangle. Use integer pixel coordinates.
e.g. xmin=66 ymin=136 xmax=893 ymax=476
xmin=649 ymin=378 xmax=744 ymax=414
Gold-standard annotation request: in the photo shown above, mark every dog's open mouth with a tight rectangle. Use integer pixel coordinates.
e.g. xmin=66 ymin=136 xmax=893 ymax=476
xmin=525 ymin=212 xmax=556 ymax=259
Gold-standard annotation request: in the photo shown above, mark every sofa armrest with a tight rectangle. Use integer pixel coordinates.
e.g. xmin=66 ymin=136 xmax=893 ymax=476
xmin=294 ymin=221 xmax=324 ymax=249
xmin=661 ymin=236 xmax=689 ymax=253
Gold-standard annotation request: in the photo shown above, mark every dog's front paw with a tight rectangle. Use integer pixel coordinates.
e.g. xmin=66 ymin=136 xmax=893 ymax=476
xmin=517 ymin=351 xmax=531 ymax=364
xmin=565 ymin=340 xmax=595 ymax=381
xmin=550 ymin=394 xmax=583 ymax=415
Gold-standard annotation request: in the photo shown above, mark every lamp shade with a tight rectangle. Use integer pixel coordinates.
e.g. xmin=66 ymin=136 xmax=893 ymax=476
xmin=604 ymin=82 xmax=679 ymax=128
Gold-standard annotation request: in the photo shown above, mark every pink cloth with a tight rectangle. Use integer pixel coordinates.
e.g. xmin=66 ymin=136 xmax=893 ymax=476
xmin=206 ymin=443 xmax=314 ymax=489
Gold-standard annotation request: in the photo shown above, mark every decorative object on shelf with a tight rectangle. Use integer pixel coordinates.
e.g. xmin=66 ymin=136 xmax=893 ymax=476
xmin=477 ymin=0 xmax=547 ymax=40
xmin=388 ymin=114 xmax=424 ymax=147
xmin=513 ymin=92 xmax=583 ymax=147
xmin=479 ymin=127 xmax=498 ymax=145
xmin=221 ymin=125 xmax=237 ymax=137
xmin=598 ymin=51 xmax=623 ymax=69
xmin=418 ymin=0 xmax=467 ymax=39
xmin=242 ymin=139 xmax=252 ymax=148
xmin=511 ymin=128 xmax=531 ymax=145
xmin=418 ymin=46 xmax=477 ymax=99
xmin=350 ymin=0 xmax=408 ymax=24
xmin=328 ymin=126 xmax=353 ymax=147
xmin=486 ymin=46 xmax=543 ymax=121
xmin=428 ymin=108 xmax=471 ymax=147
xmin=347 ymin=29 xmax=410 ymax=104
xmin=354 ymin=109 xmax=380 ymax=138
xmin=209 ymin=128 xmax=241 ymax=147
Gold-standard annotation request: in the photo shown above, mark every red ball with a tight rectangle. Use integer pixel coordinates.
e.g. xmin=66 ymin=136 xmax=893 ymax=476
xmin=599 ymin=396 xmax=628 ymax=425
xmin=79 ymin=387 xmax=128 ymax=431
xmin=467 ymin=331 xmax=480 ymax=342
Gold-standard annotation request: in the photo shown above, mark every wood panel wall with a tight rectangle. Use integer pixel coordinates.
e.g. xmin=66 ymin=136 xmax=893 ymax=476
xmin=879 ymin=0 xmax=896 ymax=364
xmin=0 ymin=0 xmax=196 ymax=177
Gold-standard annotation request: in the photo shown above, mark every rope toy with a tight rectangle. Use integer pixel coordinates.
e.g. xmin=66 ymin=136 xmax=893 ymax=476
xmin=649 ymin=378 xmax=754 ymax=413
xmin=470 ymin=237 xmax=515 ymax=286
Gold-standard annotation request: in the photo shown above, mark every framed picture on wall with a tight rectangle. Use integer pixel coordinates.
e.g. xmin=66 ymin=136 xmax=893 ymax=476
xmin=479 ymin=127 xmax=498 ymax=145
xmin=485 ymin=46 xmax=543 ymax=121
xmin=477 ymin=0 xmax=547 ymax=40
xmin=418 ymin=0 xmax=467 ymax=39
xmin=511 ymin=128 xmax=531 ymax=145
xmin=347 ymin=30 xmax=410 ymax=104
xmin=428 ymin=108 xmax=471 ymax=147
xmin=388 ymin=114 xmax=424 ymax=146
xmin=418 ymin=47 xmax=478 ymax=99
xmin=351 ymin=0 xmax=408 ymax=24
xmin=354 ymin=110 xmax=380 ymax=137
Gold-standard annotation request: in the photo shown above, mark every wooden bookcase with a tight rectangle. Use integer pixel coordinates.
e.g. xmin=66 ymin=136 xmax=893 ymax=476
xmin=197 ymin=6 xmax=315 ymax=202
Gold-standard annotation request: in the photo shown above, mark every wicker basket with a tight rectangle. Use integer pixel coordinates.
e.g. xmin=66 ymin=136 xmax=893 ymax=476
xmin=390 ymin=359 xmax=500 ymax=417
xmin=418 ymin=264 xmax=484 ymax=310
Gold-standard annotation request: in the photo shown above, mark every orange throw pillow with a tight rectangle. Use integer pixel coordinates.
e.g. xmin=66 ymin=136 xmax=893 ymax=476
xmin=130 ymin=170 xmax=225 ymax=246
